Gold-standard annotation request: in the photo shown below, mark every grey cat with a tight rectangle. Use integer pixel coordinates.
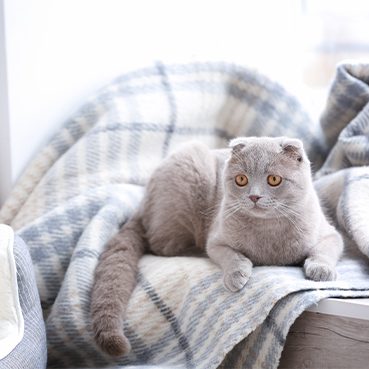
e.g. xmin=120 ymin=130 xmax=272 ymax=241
xmin=91 ymin=136 xmax=343 ymax=357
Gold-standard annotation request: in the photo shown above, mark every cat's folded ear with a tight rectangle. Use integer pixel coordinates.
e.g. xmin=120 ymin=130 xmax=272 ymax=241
xmin=229 ymin=137 xmax=248 ymax=153
xmin=280 ymin=137 xmax=305 ymax=162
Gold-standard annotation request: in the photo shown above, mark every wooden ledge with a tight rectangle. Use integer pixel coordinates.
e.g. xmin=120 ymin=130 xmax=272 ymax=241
xmin=279 ymin=299 xmax=369 ymax=368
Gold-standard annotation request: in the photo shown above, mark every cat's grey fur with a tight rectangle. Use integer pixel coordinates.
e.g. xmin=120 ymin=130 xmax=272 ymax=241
xmin=91 ymin=136 xmax=343 ymax=357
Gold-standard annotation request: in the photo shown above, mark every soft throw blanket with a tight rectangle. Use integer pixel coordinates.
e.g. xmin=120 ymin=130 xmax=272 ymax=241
xmin=1 ymin=61 xmax=369 ymax=369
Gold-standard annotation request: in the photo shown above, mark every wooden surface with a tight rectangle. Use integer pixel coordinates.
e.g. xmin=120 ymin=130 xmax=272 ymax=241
xmin=279 ymin=311 xmax=369 ymax=369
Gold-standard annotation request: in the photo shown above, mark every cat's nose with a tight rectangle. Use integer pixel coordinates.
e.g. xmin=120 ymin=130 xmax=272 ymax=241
xmin=249 ymin=195 xmax=261 ymax=203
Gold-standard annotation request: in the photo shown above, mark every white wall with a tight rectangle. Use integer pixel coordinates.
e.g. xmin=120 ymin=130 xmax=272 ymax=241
xmin=0 ymin=0 xmax=303 ymax=206
xmin=0 ymin=0 xmax=11 ymax=205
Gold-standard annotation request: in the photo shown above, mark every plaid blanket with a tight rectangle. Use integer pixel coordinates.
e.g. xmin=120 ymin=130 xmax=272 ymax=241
xmin=1 ymin=61 xmax=369 ymax=369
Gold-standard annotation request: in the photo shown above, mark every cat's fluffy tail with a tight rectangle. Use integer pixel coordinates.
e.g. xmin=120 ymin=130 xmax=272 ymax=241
xmin=90 ymin=215 xmax=147 ymax=357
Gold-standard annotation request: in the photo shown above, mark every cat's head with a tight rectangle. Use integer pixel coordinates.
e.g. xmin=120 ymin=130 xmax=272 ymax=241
xmin=223 ymin=136 xmax=312 ymax=219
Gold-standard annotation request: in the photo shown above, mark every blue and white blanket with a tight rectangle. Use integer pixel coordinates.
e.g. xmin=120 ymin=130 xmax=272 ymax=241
xmin=1 ymin=61 xmax=369 ymax=369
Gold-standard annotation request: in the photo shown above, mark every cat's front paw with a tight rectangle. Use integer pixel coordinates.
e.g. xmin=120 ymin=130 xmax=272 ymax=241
xmin=304 ymin=260 xmax=337 ymax=282
xmin=223 ymin=259 xmax=253 ymax=292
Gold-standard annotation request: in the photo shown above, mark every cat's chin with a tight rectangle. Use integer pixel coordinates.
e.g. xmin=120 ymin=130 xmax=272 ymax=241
xmin=244 ymin=206 xmax=272 ymax=219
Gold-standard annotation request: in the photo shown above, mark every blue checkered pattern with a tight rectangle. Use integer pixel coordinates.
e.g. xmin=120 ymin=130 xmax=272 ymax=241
xmin=1 ymin=60 xmax=369 ymax=369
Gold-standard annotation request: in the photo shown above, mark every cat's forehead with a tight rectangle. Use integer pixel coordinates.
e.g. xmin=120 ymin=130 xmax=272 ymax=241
xmin=229 ymin=142 xmax=292 ymax=173
xmin=244 ymin=141 xmax=281 ymax=158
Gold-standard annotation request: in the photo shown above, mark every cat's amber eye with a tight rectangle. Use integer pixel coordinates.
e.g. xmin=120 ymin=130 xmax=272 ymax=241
xmin=235 ymin=174 xmax=248 ymax=186
xmin=268 ymin=175 xmax=282 ymax=186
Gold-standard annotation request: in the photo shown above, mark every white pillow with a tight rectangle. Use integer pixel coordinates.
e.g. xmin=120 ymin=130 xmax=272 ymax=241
xmin=0 ymin=224 xmax=24 ymax=360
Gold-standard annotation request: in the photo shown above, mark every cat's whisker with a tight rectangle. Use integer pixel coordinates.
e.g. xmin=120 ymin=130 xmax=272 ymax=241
xmin=278 ymin=202 xmax=303 ymax=212
xmin=270 ymin=209 xmax=283 ymax=223
xmin=200 ymin=203 xmax=221 ymax=217
xmin=222 ymin=202 xmax=243 ymax=221
xmin=275 ymin=205 xmax=298 ymax=222
xmin=279 ymin=210 xmax=309 ymax=226
xmin=275 ymin=206 xmax=299 ymax=222
xmin=225 ymin=206 xmax=243 ymax=221
xmin=275 ymin=207 xmax=304 ymax=235
xmin=280 ymin=202 xmax=306 ymax=213
xmin=277 ymin=203 xmax=309 ymax=223
xmin=277 ymin=207 xmax=302 ymax=220
xmin=211 ymin=200 xmax=239 ymax=223
xmin=203 ymin=199 xmax=240 ymax=218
